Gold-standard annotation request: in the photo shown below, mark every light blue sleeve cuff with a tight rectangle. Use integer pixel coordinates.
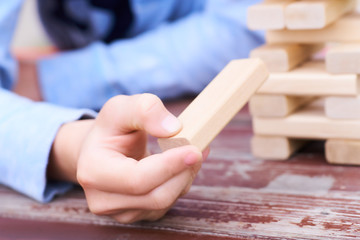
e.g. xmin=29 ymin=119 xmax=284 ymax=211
xmin=0 ymin=89 xmax=97 ymax=202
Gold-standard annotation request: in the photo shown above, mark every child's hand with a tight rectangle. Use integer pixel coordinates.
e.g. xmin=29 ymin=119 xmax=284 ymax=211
xmin=49 ymin=94 xmax=207 ymax=223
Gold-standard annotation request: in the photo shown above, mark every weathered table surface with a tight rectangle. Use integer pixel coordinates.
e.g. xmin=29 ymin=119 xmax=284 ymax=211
xmin=1 ymin=100 xmax=360 ymax=239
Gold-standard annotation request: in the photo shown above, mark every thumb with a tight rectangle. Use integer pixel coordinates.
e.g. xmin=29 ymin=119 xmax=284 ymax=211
xmin=96 ymin=94 xmax=182 ymax=137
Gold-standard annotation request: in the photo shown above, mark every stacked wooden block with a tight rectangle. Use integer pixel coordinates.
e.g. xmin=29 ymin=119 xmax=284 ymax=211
xmin=247 ymin=0 xmax=360 ymax=165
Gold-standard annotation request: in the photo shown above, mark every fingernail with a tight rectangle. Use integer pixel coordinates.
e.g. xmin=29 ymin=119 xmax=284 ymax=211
xmin=162 ymin=115 xmax=181 ymax=133
xmin=184 ymin=152 xmax=199 ymax=166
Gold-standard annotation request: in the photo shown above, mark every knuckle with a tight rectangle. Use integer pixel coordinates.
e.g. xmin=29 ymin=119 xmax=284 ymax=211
xmin=98 ymin=95 xmax=128 ymax=123
xmin=86 ymin=198 xmax=108 ymax=216
xmin=127 ymin=174 xmax=149 ymax=195
xmin=87 ymin=203 xmax=103 ymax=216
xmin=76 ymin=168 xmax=95 ymax=188
xmin=102 ymin=95 xmax=128 ymax=115
xmin=137 ymin=93 xmax=162 ymax=116
xmin=127 ymin=177 xmax=142 ymax=195
xmin=150 ymin=191 xmax=174 ymax=210
xmin=106 ymin=95 xmax=127 ymax=107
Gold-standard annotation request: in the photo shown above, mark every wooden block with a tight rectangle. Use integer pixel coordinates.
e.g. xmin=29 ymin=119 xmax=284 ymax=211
xmin=158 ymin=59 xmax=269 ymax=152
xmin=285 ymin=0 xmax=355 ymax=30
xmin=249 ymin=94 xmax=315 ymax=117
xmin=325 ymin=96 xmax=360 ymax=119
xmin=247 ymin=0 xmax=294 ymax=30
xmin=253 ymin=99 xmax=360 ymax=140
xmin=251 ymin=135 xmax=307 ymax=160
xmin=258 ymin=61 xmax=359 ymax=96
xmin=267 ymin=13 xmax=360 ymax=43
xmin=250 ymin=43 xmax=323 ymax=72
xmin=326 ymin=43 xmax=360 ymax=74
xmin=326 ymin=139 xmax=360 ymax=165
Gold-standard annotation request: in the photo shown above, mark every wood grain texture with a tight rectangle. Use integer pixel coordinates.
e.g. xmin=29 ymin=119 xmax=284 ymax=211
xmin=325 ymin=95 xmax=360 ymax=119
xmin=267 ymin=13 xmax=360 ymax=43
xmin=284 ymin=0 xmax=355 ymax=30
xmin=249 ymin=94 xmax=315 ymax=117
xmin=258 ymin=61 xmax=359 ymax=96
xmin=158 ymin=59 xmax=269 ymax=152
xmin=326 ymin=139 xmax=360 ymax=165
xmin=251 ymin=135 xmax=307 ymax=160
xmin=1 ymin=101 xmax=360 ymax=239
xmin=250 ymin=43 xmax=323 ymax=72
xmin=247 ymin=0 xmax=294 ymax=30
xmin=326 ymin=43 xmax=360 ymax=74
xmin=253 ymin=99 xmax=360 ymax=140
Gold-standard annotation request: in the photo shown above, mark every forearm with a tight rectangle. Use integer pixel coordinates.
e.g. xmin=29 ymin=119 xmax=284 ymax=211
xmin=48 ymin=119 xmax=95 ymax=183
xmin=0 ymin=89 xmax=97 ymax=202
xmin=37 ymin=0 xmax=264 ymax=109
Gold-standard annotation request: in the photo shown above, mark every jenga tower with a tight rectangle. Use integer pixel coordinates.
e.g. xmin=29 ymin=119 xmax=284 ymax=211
xmin=247 ymin=0 xmax=360 ymax=165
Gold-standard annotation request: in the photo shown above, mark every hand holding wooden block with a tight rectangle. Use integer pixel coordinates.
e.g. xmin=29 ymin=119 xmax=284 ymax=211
xmin=158 ymin=59 xmax=269 ymax=152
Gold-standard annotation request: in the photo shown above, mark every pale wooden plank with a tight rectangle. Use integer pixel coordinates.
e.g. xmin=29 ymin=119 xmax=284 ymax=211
xmin=253 ymin=99 xmax=360 ymax=140
xmin=326 ymin=43 xmax=360 ymax=74
xmin=247 ymin=0 xmax=294 ymax=30
xmin=257 ymin=61 xmax=359 ymax=96
xmin=284 ymin=0 xmax=355 ymax=30
xmin=158 ymin=59 xmax=269 ymax=151
xmin=249 ymin=94 xmax=315 ymax=117
xmin=251 ymin=135 xmax=307 ymax=160
xmin=267 ymin=13 xmax=360 ymax=43
xmin=326 ymin=139 xmax=360 ymax=165
xmin=325 ymin=95 xmax=360 ymax=119
xmin=250 ymin=43 xmax=323 ymax=72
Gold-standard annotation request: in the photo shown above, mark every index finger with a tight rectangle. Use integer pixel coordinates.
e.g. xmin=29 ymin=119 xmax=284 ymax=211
xmin=77 ymin=145 xmax=202 ymax=195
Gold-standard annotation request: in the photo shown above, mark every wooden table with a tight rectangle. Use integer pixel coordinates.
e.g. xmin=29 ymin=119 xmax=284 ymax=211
xmin=1 ymin=100 xmax=360 ymax=239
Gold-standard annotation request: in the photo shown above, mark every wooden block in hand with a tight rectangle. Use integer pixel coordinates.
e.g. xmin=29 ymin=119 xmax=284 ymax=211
xmin=253 ymin=99 xmax=360 ymax=140
xmin=326 ymin=43 xmax=360 ymax=74
xmin=285 ymin=0 xmax=355 ymax=30
xmin=257 ymin=61 xmax=359 ymax=96
xmin=326 ymin=139 xmax=360 ymax=165
xmin=267 ymin=13 xmax=360 ymax=43
xmin=250 ymin=43 xmax=323 ymax=72
xmin=249 ymin=94 xmax=315 ymax=118
xmin=251 ymin=135 xmax=307 ymax=160
xmin=325 ymin=96 xmax=360 ymax=119
xmin=158 ymin=59 xmax=269 ymax=152
xmin=247 ymin=0 xmax=294 ymax=30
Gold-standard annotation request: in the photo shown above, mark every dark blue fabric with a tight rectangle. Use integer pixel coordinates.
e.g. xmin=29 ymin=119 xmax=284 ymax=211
xmin=37 ymin=0 xmax=133 ymax=50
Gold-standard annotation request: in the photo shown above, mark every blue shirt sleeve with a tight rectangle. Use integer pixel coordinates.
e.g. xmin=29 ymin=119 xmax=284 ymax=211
xmin=0 ymin=89 xmax=97 ymax=202
xmin=0 ymin=1 xmax=97 ymax=202
xmin=38 ymin=0 xmax=264 ymax=110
